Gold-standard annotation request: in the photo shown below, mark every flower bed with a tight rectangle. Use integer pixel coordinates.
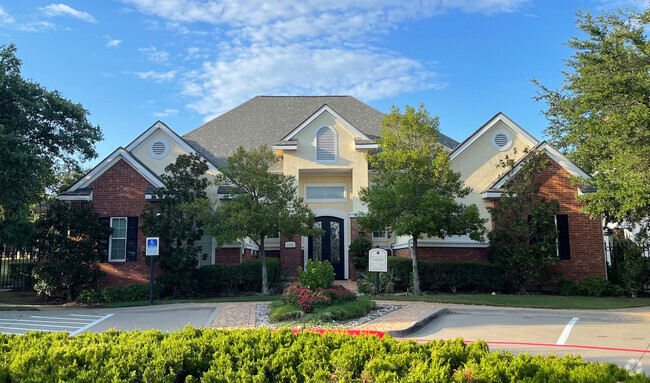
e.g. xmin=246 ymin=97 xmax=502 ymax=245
xmin=281 ymin=282 xmax=356 ymax=312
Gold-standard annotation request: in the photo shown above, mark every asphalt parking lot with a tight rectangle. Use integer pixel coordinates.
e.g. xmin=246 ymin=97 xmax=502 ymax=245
xmin=407 ymin=306 xmax=650 ymax=375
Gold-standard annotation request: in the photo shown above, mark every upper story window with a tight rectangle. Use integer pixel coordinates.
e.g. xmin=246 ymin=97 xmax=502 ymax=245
xmin=372 ymin=231 xmax=388 ymax=240
xmin=315 ymin=126 xmax=337 ymax=163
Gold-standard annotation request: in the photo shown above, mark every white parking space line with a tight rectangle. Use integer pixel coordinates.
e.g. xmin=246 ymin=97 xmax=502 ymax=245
xmin=0 ymin=313 xmax=113 ymax=336
xmin=556 ymin=317 xmax=579 ymax=345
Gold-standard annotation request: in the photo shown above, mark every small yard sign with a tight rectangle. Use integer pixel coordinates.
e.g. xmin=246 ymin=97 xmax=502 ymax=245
xmin=284 ymin=241 xmax=296 ymax=248
xmin=146 ymin=237 xmax=159 ymax=256
xmin=368 ymin=248 xmax=388 ymax=273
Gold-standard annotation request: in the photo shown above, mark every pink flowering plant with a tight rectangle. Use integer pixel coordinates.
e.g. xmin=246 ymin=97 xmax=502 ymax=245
xmin=281 ymin=282 xmax=356 ymax=313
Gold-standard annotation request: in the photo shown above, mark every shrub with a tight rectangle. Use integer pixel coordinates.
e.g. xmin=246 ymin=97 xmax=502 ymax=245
xmin=8 ymin=262 xmax=38 ymax=290
xmin=313 ymin=298 xmax=376 ymax=321
xmin=282 ymin=283 xmax=357 ymax=313
xmin=578 ymin=276 xmax=625 ymax=297
xmin=0 ymin=329 xmax=645 ymax=382
xmin=357 ymin=271 xmax=401 ymax=295
xmin=195 ymin=258 xmax=281 ymax=296
xmin=621 ymin=246 xmax=650 ymax=296
xmin=76 ymin=288 xmax=102 ymax=304
xmin=361 ymin=257 xmax=507 ymax=294
xmin=297 ymin=259 xmax=334 ymax=290
xmin=268 ymin=301 xmax=303 ymax=322
xmin=101 ymin=284 xmax=150 ymax=303
xmin=349 ymin=237 xmax=373 ymax=272
xmin=556 ymin=279 xmax=581 ymax=296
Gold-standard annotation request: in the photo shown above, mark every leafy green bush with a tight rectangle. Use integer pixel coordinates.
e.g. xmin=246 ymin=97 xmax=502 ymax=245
xmin=358 ymin=270 xmax=401 ymax=295
xmin=313 ymin=298 xmax=376 ymax=321
xmin=578 ymin=276 xmax=625 ymax=297
xmin=0 ymin=328 xmax=646 ymax=382
xmin=621 ymin=246 xmax=650 ymax=296
xmin=556 ymin=279 xmax=581 ymax=296
xmin=195 ymin=258 xmax=280 ymax=296
xmin=364 ymin=257 xmax=507 ymax=293
xmin=297 ymin=259 xmax=334 ymax=290
xmin=349 ymin=237 xmax=373 ymax=272
xmin=76 ymin=288 xmax=102 ymax=304
xmin=101 ymin=284 xmax=150 ymax=303
xmin=8 ymin=262 xmax=38 ymax=290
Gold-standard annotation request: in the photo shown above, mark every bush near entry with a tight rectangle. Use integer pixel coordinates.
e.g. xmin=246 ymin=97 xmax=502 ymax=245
xmin=194 ymin=258 xmax=281 ymax=296
xmin=0 ymin=328 xmax=646 ymax=382
xmin=557 ymin=276 xmax=626 ymax=297
xmin=365 ymin=257 xmax=507 ymax=293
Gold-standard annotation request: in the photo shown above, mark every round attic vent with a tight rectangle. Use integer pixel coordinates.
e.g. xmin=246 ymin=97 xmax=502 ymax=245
xmin=491 ymin=130 xmax=512 ymax=151
xmin=148 ymin=138 xmax=170 ymax=159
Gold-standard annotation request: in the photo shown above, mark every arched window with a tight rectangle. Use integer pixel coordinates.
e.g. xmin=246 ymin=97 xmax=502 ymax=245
xmin=315 ymin=126 xmax=337 ymax=163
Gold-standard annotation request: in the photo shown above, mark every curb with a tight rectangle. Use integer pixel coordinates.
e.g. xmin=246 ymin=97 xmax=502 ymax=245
xmin=203 ymin=305 xmax=222 ymax=328
xmin=386 ymin=307 xmax=449 ymax=338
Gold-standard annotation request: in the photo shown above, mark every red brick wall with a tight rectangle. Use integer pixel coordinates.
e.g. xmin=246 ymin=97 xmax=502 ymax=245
xmin=280 ymin=235 xmax=303 ymax=276
xmin=215 ymin=247 xmax=240 ymax=264
xmin=88 ymin=158 xmax=160 ymax=287
xmin=535 ymin=158 xmax=606 ymax=281
xmin=394 ymin=247 xmax=488 ymax=262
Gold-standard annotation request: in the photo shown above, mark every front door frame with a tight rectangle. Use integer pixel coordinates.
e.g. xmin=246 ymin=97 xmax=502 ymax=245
xmin=303 ymin=208 xmax=349 ymax=280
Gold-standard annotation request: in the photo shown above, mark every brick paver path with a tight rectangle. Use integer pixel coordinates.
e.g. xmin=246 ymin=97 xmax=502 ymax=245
xmin=352 ymin=300 xmax=437 ymax=332
xmin=211 ymin=299 xmax=438 ymax=332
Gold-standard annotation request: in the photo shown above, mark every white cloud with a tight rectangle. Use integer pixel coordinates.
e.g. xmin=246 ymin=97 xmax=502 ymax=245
xmin=41 ymin=4 xmax=97 ymax=23
xmin=152 ymin=108 xmax=179 ymax=117
xmin=125 ymin=0 xmax=526 ymax=117
xmin=182 ymin=44 xmax=440 ymax=119
xmin=134 ymin=70 xmax=177 ymax=82
xmin=0 ymin=6 xmax=14 ymax=25
xmin=138 ymin=46 xmax=170 ymax=64
xmin=106 ymin=39 xmax=122 ymax=47
xmin=17 ymin=21 xmax=57 ymax=32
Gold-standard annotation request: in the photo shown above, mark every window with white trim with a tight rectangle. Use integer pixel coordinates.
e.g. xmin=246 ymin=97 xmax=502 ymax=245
xmin=109 ymin=217 xmax=127 ymax=262
xmin=315 ymin=126 xmax=337 ymax=163
xmin=372 ymin=231 xmax=388 ymax=240
xmin=305 ymin=184 xmax=346 ymax=202
xmin=265 ymin=232 xmax=280 ymax=241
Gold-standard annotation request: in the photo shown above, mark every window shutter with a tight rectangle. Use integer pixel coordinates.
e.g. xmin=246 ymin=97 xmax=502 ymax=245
xmin=556 ymin=214 xmax=571 ymax=260
xmin=98 ymin=217 xmax=110 ymax=263
xmin=316 ymin=127 xmax=336 ymax=162
xmin=126 ymin=217 xmax=138 ymax=262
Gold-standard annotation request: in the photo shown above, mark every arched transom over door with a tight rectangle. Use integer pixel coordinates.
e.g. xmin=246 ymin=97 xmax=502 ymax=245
xmin=308 ymin=216 xmax=345 ymax=279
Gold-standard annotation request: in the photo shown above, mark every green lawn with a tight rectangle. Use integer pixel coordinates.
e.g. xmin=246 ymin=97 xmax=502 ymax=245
xmin=381 ymin=293 xmax=650 ymax=310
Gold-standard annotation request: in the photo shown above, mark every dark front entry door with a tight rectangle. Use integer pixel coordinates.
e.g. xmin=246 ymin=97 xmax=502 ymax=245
xmin=308 ymin=216 xmax=345 ymax=279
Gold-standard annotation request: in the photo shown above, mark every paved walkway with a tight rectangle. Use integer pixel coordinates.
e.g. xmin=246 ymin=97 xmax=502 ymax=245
xmin=210 ymin=299 xmax=437 ymax=332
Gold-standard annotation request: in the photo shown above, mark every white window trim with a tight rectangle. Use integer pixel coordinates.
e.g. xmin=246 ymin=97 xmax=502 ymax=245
xmin=304 ymin=183 xmax=347 ymax=203
xmin=314 ymin=126 xmax=338 ymax=164
xmin=265 ymin=232 xmax=281 ymax=242
xmin=108 ymin=217 xmax=127 ymax=262
xmin=372 ymin=231 xmax=388 ymax=241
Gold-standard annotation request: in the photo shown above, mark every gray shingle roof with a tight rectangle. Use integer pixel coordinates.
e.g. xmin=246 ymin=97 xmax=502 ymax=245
xmin=183 ymin=96 xmax=459 ymax=166
xmin=59 ymin=187 xmax=93 ymax=196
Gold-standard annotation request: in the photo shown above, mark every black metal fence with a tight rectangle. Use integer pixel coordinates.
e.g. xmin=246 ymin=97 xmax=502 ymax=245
xmin=603 ymin=242 xmax=650 ymax=291
xmin=0 ymin=246 xmax=38 ymax=289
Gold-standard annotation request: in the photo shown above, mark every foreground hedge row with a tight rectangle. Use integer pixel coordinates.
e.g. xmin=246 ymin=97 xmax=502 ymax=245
xmin=384 ymin=257 xmax=507 ymax=293
xmin=0 ymin=328 xmax=646 ymax=382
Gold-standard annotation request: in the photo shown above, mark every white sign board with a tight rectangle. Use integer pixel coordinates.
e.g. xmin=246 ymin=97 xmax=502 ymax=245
xmin=146 ymin=237 xmax=159 ymax=256
xmin=284 ymin=241 xmax=296 ymax=248
xmin=368 ymin=248 xmax=388 ymax=272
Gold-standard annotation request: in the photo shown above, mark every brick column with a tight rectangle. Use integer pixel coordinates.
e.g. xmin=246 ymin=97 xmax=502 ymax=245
xmin=280 ymin=235 xmax=303 ymax=277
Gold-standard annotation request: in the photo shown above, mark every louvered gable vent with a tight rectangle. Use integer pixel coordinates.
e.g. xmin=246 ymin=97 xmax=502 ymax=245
xmin=316 ymin=127 xmax=336 ymax=162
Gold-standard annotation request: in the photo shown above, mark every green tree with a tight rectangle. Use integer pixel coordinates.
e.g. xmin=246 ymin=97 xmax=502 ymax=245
xmin=487 ymin=149 xmax=560 ymax=293
xmin=140 ymin=153 xmax=210 ymax=297
xmin=32 ymin=200 xmax=110 ymax=301
xmin=358 ymin=104 xmax=486 ymax=295
xmin=0 ymin=44 xmax=102 ymax=239
xmin=206 ymin=145 xmax=319 ymax=295
xmin=534 ymin=8 xmax=650 ymax=239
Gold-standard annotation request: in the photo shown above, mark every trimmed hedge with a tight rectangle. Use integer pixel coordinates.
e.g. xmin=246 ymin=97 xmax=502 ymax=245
xmin=8 ymin=262 xmax=38 ymax=290
xmin=384 ymin=256 xmax=507 ymax=293
xmin=195 ymin=258 xmax=280 ymax=296
xmin=0 ymin=328 xmax=646 ymax=382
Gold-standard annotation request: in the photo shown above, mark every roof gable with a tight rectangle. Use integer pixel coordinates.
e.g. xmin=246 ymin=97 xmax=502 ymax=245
xmin=450 ymin=112 xmax=539 ymax=161
xmin=281 ymin=104 xmax=370 ymax=142
xmin=66 ymin=148 xmax=165 ymax=192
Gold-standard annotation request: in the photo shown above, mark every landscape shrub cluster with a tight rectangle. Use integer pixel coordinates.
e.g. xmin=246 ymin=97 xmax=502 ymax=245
xmin=281 ymin=283 xmax=356 ymax=312
xmin=296 ymin=259 xmax=335 ymax=290
xmin=194 ymin=258 xmax=280 ymax=296
xmin=0 ymin=328 xmax=646 ymax=382
xmin=557 ymin=276 xmax=626 ymax=297
xmin=360 ymin=257 xmax=508 ymax=294
xmin=77 ymin=284 xmax=150 ymax=304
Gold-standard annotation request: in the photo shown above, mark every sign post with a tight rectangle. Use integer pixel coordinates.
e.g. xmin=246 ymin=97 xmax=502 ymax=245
xmin=146 ymin=237 xmax=159 ymax=304
xmin=368 ymin=248 xmax=388 ymax=296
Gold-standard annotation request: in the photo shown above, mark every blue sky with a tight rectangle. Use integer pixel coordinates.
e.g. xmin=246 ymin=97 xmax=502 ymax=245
xmin=0 ymin=0 xmax=646 ymax=165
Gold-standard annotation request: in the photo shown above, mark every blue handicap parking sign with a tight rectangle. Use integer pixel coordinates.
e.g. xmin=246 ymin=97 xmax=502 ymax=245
xmin=146 ymin=237 xmax=159 ymax=256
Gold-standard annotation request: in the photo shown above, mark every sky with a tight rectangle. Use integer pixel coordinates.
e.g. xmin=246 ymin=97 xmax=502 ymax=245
xmin=0 ymin=0 xmax=647 ymax=166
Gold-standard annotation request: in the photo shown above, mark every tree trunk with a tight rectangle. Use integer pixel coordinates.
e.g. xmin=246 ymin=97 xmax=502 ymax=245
xmin=259 ymin=234 xmax=269 ymax=296
xmin=411 ymin=235 xmax=421 ymax=296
